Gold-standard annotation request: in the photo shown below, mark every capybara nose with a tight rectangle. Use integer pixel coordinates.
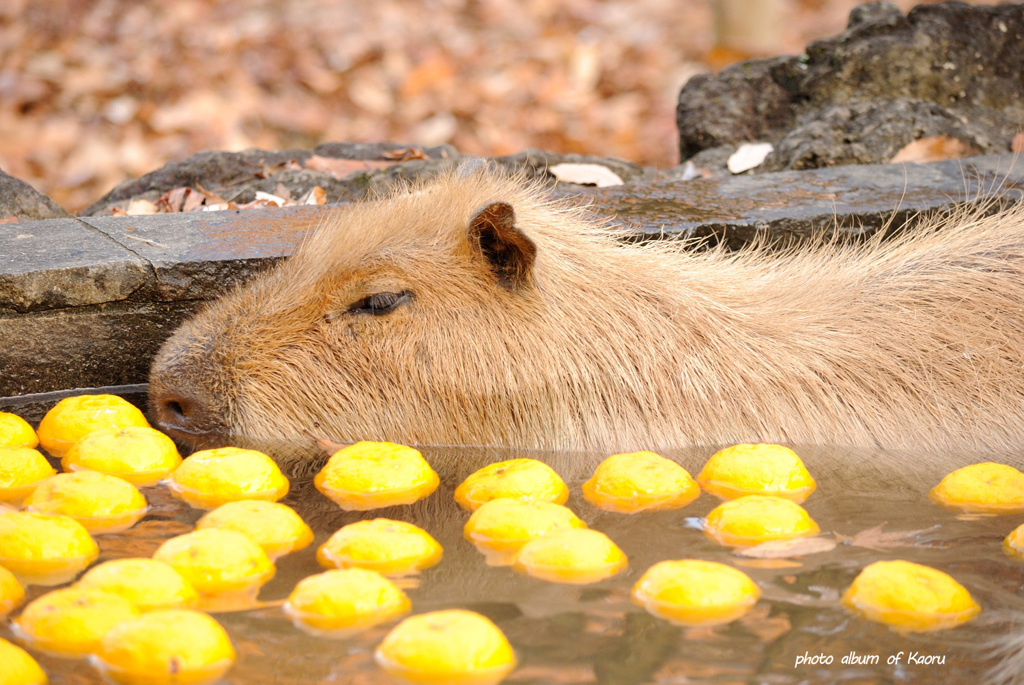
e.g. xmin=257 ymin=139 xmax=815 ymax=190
xmin=149 ymin=357 xmax=230 ymax=444
xmin=150 ymin=385 xmax=222 ymax=440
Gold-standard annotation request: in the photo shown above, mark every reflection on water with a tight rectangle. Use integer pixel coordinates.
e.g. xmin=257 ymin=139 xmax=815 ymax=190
xmin=8 ymin=441 xmax=1024 ymax=685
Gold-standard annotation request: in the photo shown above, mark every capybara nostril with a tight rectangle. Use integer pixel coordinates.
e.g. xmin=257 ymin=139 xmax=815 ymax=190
xmin=159 ymin=397 xmax=191 ymax=427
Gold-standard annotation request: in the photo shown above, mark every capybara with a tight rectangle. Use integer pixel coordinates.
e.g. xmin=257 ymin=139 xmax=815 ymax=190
xmin=149 ymin=165 xmax=1024 ymax=459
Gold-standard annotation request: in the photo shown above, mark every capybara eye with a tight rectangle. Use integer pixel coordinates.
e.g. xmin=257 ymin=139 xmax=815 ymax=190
xmin=347 ymin=291 xmax=413 ymax=316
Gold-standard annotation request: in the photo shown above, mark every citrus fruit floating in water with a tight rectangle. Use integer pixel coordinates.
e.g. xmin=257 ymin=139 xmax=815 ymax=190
xmin=454 ymin=459 xmax=568 ymax=512
xmin=315 ymin=441 xmax=440 ymax=511
xmin=12 ymin=586 xmax=140 ymax=658
xmin=25 ymin=471 xmax=148 ymax=535
xmin=1004 ymin=522 xmax=1024 ymax=560
xmin=703 ymin=495 xmax=820 ymax=547
xmin=0 ymin=563 xmax=25 ymax=618
xmin=36 ymin=395 xmax=149 ymax=458
xmin=166 ymin=447 xmax=289 ymax=510
xmin=464 ymin=498 xmax=587 ymax=565
xmin=76 ymin=558 xmax=199 ymax=612
xmin=317 ymin=518 xmax=443 ymax=577
xmin=284 ymin=567 xmax=411 ymax=637
xmin=841 ymin=559 xmax=981 ymax=632
xmin=929 ymin=462 xmax=1024 ymax=514
xmin=582 ymin=451 xmax=700 ymax=513
xmin=698 ymin=443 xmax=816 ymax=503
xmin=0 ymin=637 xmax=48 ymax=685
xmin=0 ymin=447 xmax=55 ymax=503
xmin=375 ymin=609 xmax=516 ymax=685
xmin=153 ymin=528 xmax=275 ymax=604
xmin=62 ymin=426 xmax=182 ymax=487
xmin=91 ymin=609 xmax=236 ymax=685
xmin=0 ymin=412 xmax=38 ymax=450
xmin=632 ymin=559 xmax=761 ymax=626
xmin=0 ymin=511 xmax=99 ymax=586
xmin=196 ymin=499 xmax=313 ymax=559
xmin=513 ymin=528 xmax=627 ymax=584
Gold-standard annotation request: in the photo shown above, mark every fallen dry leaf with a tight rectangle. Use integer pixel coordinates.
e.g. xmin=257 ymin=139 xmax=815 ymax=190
xmin=549 ymin=162 xmax=624 ymax=187
xmin=299 ymin=186 xmax=327 ymax=205
xmin=890 ymin=135 xmax=981 ymax=164
xmin=125 ymin=198 xmax=159 ymax=215
xmin=834 ymin=522 xmax=938 ymax=551
xmin=727 ymin=142 xmax=774 ymax=174
xmin=253 ymin=191 xmax=288 ymax=207
xmin=304 ymin=155 xmax=394 ymax=179
xmin=155 ymin=186 xmax=191 ymax=213
xmin=734 ymin=558 xmax=804 ymax=569
xmin=1012 ymin=132 xmax=1024 ymax=154
xmin=382 ymin=146 xmax=430 ymax=161
xmin=181 ymin=187 xmax=206 ymax=212
xmin=736 ymin=535 xmax=837 ymax=559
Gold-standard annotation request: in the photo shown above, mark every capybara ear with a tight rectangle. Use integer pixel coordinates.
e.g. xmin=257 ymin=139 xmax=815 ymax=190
xmin=468 ymin=201 xmax=537 ymax=290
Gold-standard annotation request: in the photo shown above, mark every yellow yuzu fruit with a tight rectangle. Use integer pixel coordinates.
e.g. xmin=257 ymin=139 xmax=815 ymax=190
xmin=1004 ymin=522 xmax=1024 ymax=560
xmin=464 ymin=498 xmax=586 ymax=565
xmin=196 ymin=499 xmax=313 ymax=559
xmin=62 ymin=426 xmax=181 ymax=487
xmin=513 ymin=528 xmax=627 ymax=584
xmin=375 ymin=609 xmax=516 ymax=685
xmin=454 ymin=459 xmax=568 ymax=512
xmin=153 ymin=528 xmax=275 ymax=597
xmin=0 ymin=563 xmax=25 ymax=618
xmin=315 ymin=441 xmax=440 ymax=511
xmin=0 ymin=413 xmax=38 ymax=450
xmin=0 ymin=511 xmax=98 ymax=586
xmin=25 ymin=471 xmax=147 ymax=534
xmin=317 ymin=518 xmax=442 ymax=576
xmin=582 ymin=451 xmax=700 ymax=512
xmin=0 ymin=447 xmax=55 ymax=503
xmin=841 ymin=560 xmax=980 ymax=632
xmin=698 ymin=443 xmax=816 ymax=503
xmin=37 ymin=395 xmax=149 ymax=458
xmin=167 ymin=447 xmax=289 ymax=510
xmin=76 ymin=558 xmax=199 ymax=612
xmin=703 ymin=495 xmax=820 ymax=547
xmin=12 ymin=586 xmax=140 ymax=658
xmin=0 ymin=637 xmax=48 ymax=685
xmin=632 ymin=559 xmax=760 ymax=626
xmin=91 ymin=609 xmax=235 ymax=685
xmin=930 ymin=462 xmax=1024 ymax=514
xmin=284 ymin=568 xmax=411 ymax=636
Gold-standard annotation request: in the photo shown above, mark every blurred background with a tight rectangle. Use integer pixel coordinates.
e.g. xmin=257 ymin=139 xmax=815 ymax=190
xmin=1 ymin=0 xmax=952 ymax=211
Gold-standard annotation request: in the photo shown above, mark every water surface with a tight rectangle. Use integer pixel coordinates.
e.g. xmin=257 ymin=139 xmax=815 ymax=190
xmin=10 ymin=442 xmax=1024 ymax=685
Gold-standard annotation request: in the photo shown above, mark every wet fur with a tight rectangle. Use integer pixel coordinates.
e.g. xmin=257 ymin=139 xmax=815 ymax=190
xmin=150 ymin=168 xmax=1024 ymax=454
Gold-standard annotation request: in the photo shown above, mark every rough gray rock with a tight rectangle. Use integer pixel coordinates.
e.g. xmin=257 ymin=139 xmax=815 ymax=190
xmin=0 ymin=169 xmax=70 ymax=221
xmin=677 ymin=2 xmax=1024 ymax=173
xmin=78 ymin=145 xmax=658 ymax=216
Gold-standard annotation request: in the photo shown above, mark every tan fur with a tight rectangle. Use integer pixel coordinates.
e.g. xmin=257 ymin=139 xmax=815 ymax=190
xmin=149 ymin=168 xmax=1024 ymax=455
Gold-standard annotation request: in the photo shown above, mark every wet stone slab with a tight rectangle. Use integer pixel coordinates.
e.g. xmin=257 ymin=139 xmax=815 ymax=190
xmin=590 ymin=155 xmax=1024 ymax=247
xmin=81 ymin=204 xmax=324 ymax=301
xmin=1 ymin=154 xmax=1022 ymax=404
xmin=0 ymin=218 xmax=150 ymax=314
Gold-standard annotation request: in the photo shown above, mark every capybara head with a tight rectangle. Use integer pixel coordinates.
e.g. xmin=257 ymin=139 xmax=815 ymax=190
xmin=149 ymin=167 xmax=610 ymax=456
